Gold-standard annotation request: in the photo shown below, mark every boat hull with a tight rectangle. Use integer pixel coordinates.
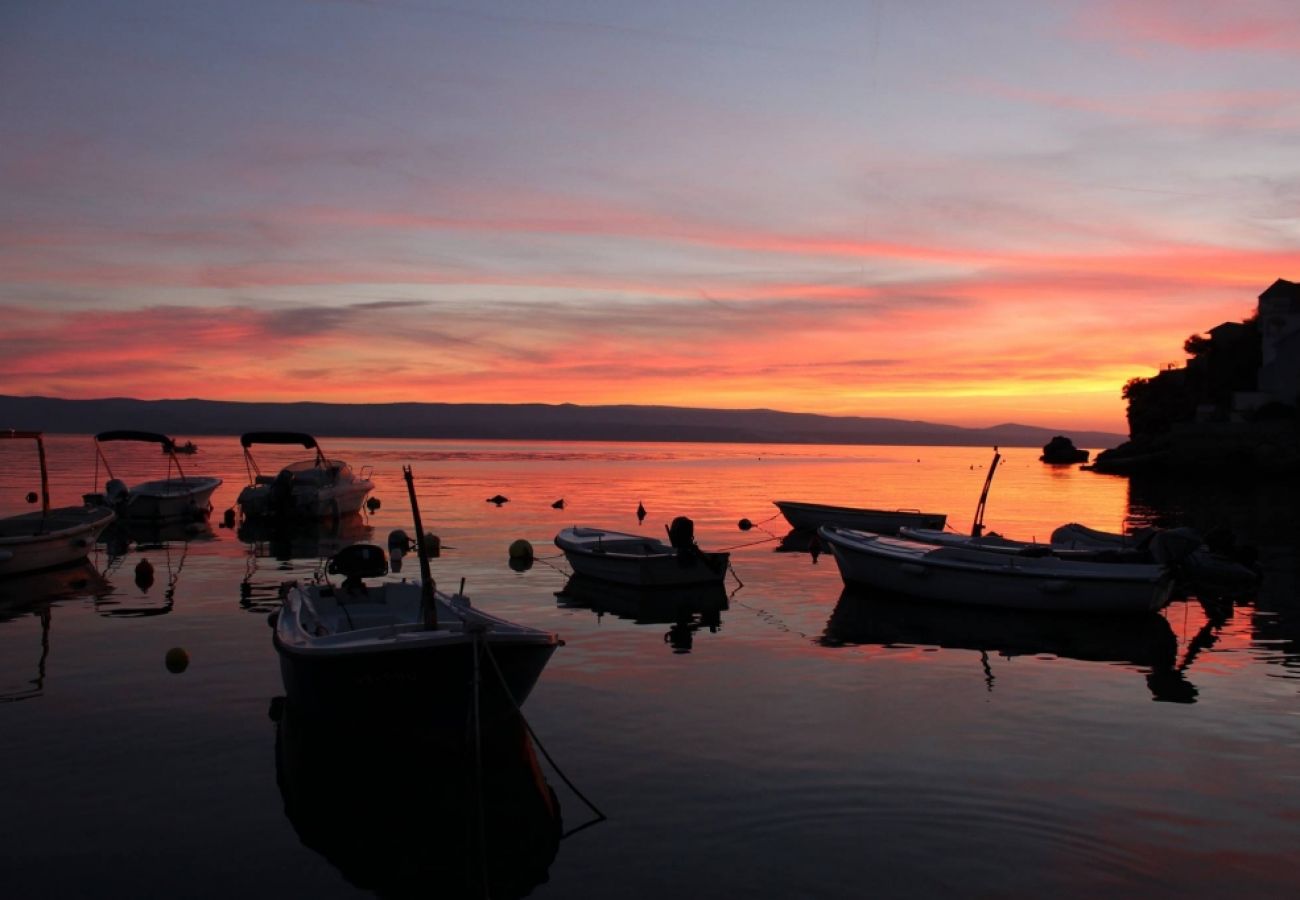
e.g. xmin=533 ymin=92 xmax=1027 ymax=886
xmin=239 ymin=479 xmax=373 ymax=520
xmin=0 ymin=506 xmax=116 ymax=578
xmin=562 ymin=548 xmax=730 ymax=587
xmin=118 ymin=477 xmax=222 ymax=521
xmin=819 ymin=526 xmax=1173 ymax=614
xmin=275 ymin=635 xmax=559 ymax=726
xmin=775 ymin=500 xmax=946 ymax=535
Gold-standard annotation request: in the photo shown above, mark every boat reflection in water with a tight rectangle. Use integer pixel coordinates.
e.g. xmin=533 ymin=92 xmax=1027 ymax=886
xmin=556 ymin=573 xmax=729 ymax=653
xmin=0 ymin=561 xmax=111 ymax=703
xmin=821 ymin=587 xmax=1202 ymax=703
xmin=238 ymin=515 xmax=374 ymax=614
xmin=271 ymin=700 xmax=562 ymax=899
xmin=94 ymin=518 xmax=212 ymax=618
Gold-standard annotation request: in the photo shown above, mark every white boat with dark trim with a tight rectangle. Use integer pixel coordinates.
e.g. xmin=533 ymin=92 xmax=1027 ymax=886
xmin=818 ymin=525 xmax=1174 ymax=614
xmin=86 ymin=431 xmax=222 ymax=522
xmin=555 ymin=519 xmax=730 ymax=587
xmin=272 ymin=467 xmax=561 ymax=724
xmin=774 ymin=500 xmax=946 ymax=535
xmin=237 ymin=432 xmax=374 ymax=520
xmin=2 ymin=431 xmax=116 ymax=577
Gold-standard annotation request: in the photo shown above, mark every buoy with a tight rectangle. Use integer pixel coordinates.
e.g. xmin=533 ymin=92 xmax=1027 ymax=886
xmin=25 ymin=491 xmax=38 ymax=504
xmin=424 ymin=532 xmax=441 ymax=558
xmin=738 ymin=518 xmax=753 ymax=531
xmin=164 ymin=647 xmax=189 ymax=674
xmin=222 ymin=508 xmax=236 ymax=528
xmin=637 ymin=501 xmax=646 ymax=524
xmin=488 ymin=494 xmax=509 ymax=505
xmin=508 ymin=538 xmax=533 ymax=561
xmin=552 ymin=499 xmax=564 ymax=509
xmin=366 ymin=496 xmax=381 ymax=513
xmin=134 ymin=558 xmax=155 ymax=591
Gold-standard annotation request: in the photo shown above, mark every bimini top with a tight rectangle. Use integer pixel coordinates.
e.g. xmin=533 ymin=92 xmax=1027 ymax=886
xmin=95 ymin=430 xmax=177 ymax=449
xmin=239 ymin=432 xmax=319 ymax=449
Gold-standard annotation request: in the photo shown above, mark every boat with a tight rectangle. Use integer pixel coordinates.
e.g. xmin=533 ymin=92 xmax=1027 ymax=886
xmin=554 ymin=518 xmax=730 ymax=587
xmin=236 ymin=432 xmax=374 ymax=520
xmin=170 ymin=440 xmax=198 ymax=455
xmin=773 ymin=500 xmax=946 ymax=535
xmin=85 ymin=431 xmax=222 ymax=522
xmin=271 ymin=466 xmax=562 ymax=724
xmin=556 ymin=572 xmax=729 ymax=652
xmin=1 ymin=431 xmax=117 ymax=578
xmin=818 ymin=525 xmax=1174 ymax=614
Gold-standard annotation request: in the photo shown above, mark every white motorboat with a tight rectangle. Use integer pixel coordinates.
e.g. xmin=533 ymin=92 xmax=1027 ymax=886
xmin=555 ymin=519 xmax=730 ymax=587
xmin=2 ymin=431 xmax=116 ymax=577
xmin=774 ymin=500 xmax=946 ymax=535
xmin=818 ymin=525 xmax=1174 ymax=614
xmin=86 ymin=430 xmax=222 ymax=522
xmin=237 ymin=432 xmax=374 ymax=520
xmin=272 ymin=467 xmax=561 ymax=724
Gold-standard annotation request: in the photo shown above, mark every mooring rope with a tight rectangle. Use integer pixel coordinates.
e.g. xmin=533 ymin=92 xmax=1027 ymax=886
xmin=478 ymin=633 xmax=608 ymax=839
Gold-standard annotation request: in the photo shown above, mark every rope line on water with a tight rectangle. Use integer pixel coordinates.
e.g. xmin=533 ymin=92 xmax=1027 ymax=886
xmin=477 ymin=632 xmax=608 ymax=839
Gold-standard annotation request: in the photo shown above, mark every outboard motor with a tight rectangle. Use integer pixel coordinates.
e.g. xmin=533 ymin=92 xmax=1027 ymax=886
xmin=269 ymin=469 xmax=296 ymax=515
xmin=667 ymin=516 xmax=696 ymax=551
xmin=327 ymin=543 xmax=389 ymax=591
xmin=1148 ymin=527 xmax=1203 ymax=567
xmin=105 ymin=478 xmax=130 ymax=509
xmin=387 ymin=529 xmax=411 ymax=573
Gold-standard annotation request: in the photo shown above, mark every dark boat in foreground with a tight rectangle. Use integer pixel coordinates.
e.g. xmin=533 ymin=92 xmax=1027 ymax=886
xmin=271 ymin=467 xmax=562 ymax=725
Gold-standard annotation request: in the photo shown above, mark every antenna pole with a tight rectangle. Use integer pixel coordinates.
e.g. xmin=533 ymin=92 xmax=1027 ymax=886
xmin=403 ymin=465 xmax=438 ymax=629
xmin=971 ymin=448 xmax=1001 ymax=538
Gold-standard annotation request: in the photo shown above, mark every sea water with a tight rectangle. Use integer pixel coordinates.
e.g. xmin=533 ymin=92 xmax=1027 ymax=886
xmin=0 ymin=436 xmax=1297 ymax=898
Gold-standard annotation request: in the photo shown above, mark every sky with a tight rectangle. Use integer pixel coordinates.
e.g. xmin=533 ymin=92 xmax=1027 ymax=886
xmin=2 ymin=0 xmax=1298 ymax=433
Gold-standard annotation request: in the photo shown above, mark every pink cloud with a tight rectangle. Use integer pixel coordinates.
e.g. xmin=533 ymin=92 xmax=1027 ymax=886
xmin=1078 ymin=1 xmax=1300 ymax=53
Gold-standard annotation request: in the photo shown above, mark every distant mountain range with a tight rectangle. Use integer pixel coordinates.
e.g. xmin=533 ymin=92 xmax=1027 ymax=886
xmin=0 ymin=395 xmax=1125 ymax=448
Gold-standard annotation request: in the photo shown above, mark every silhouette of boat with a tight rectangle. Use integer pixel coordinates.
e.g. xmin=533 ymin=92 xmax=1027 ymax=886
xmin=171 ymin=440 xmax=198 ymax=455
xmin=237 ymin=432 xmax=374 ymax=521
xmin=1 ymin=430 xmax=116 ymax=577
xmin=555 ymin=520 xmax=729 ymax=587
xmin=84 ymin=430 xmax=221 ymax=522
xmin=819 ymin=525 xmax=1173 ymax=614
xmin=272 ymin=702 xmax=561 ymax=899
xmin=271 ymin=467 xmax=561 ymax=725
xmin=774 ymin=500 xmax=946 ymax=535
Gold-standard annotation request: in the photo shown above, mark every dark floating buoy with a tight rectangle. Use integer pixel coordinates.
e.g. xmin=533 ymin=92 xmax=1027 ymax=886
xmin=222 ymin=507 xmax=236 ymax=528
xmin=738 ymin=518 xmax=753 ymax=531
xmin=164 ymin=647 xmax=189 ymax=674
xmin=134 ymin=558 xmax=155 ymax=591
xmin=487 ymin=494 xmax=509 ymax=505
xmin=25 ymin=491 xmax=38 ymax=504
xmin=636 ymin=501 xmax=646 ymax=524
xmin=365 ymin=496 xmax=381 ymax=512
xmin=508 ymin=538 xmax=534 ymax=571
xmin=551 ymin=499 xmax=564 ymax=509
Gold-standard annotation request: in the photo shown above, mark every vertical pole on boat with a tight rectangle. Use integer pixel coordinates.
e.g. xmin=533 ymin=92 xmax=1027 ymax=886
xmin=970 ymin=448 xmax=1001 ymax=538
xmin=34 ymin=432 xmax=50 ymax=515
xmin=403 ymin=465 xmax=438 ymax=629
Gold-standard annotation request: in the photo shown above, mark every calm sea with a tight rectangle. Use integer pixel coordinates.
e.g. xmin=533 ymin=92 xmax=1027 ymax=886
xmin=1 ymin=436 xmax=1297 ymax=898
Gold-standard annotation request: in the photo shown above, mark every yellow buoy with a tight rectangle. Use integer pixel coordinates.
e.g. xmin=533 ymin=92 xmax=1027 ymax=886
xmin=165 ymin=647 xmax=189 ymax=674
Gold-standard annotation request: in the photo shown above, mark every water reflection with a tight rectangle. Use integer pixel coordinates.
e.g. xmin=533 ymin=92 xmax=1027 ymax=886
xmin=0 ymin=561 xmax=111 ymax=703
xmin=238 ymin=515 xmax=373 ymax=613
xmin=821 ymin=587 xmax=1200 ymax=702
xmin=271 ymin=700 xmax=561 ymax=898
xmin=93 ymin=522 xmax=208 ymax=618
xmin=556 ymin=573 xmax=729 ymax=653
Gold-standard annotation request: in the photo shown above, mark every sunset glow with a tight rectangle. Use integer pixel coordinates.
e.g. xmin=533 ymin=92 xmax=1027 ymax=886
xmin=3 ymin=1 xmax=1298 ymax=432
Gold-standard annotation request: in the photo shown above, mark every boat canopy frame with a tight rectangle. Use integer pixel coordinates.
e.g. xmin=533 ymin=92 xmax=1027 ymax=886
xmin=91 ymin=430 xmax=192 ymax=488
xmin=240 ymin=432 xmax=328 ymax=483
xmin=2 ymin=429 xmax=50 ymax=515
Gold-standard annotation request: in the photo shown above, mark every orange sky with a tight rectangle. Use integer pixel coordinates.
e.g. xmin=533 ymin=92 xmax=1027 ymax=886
xmin=2 ymin=1 xmax=1297 ymax=433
